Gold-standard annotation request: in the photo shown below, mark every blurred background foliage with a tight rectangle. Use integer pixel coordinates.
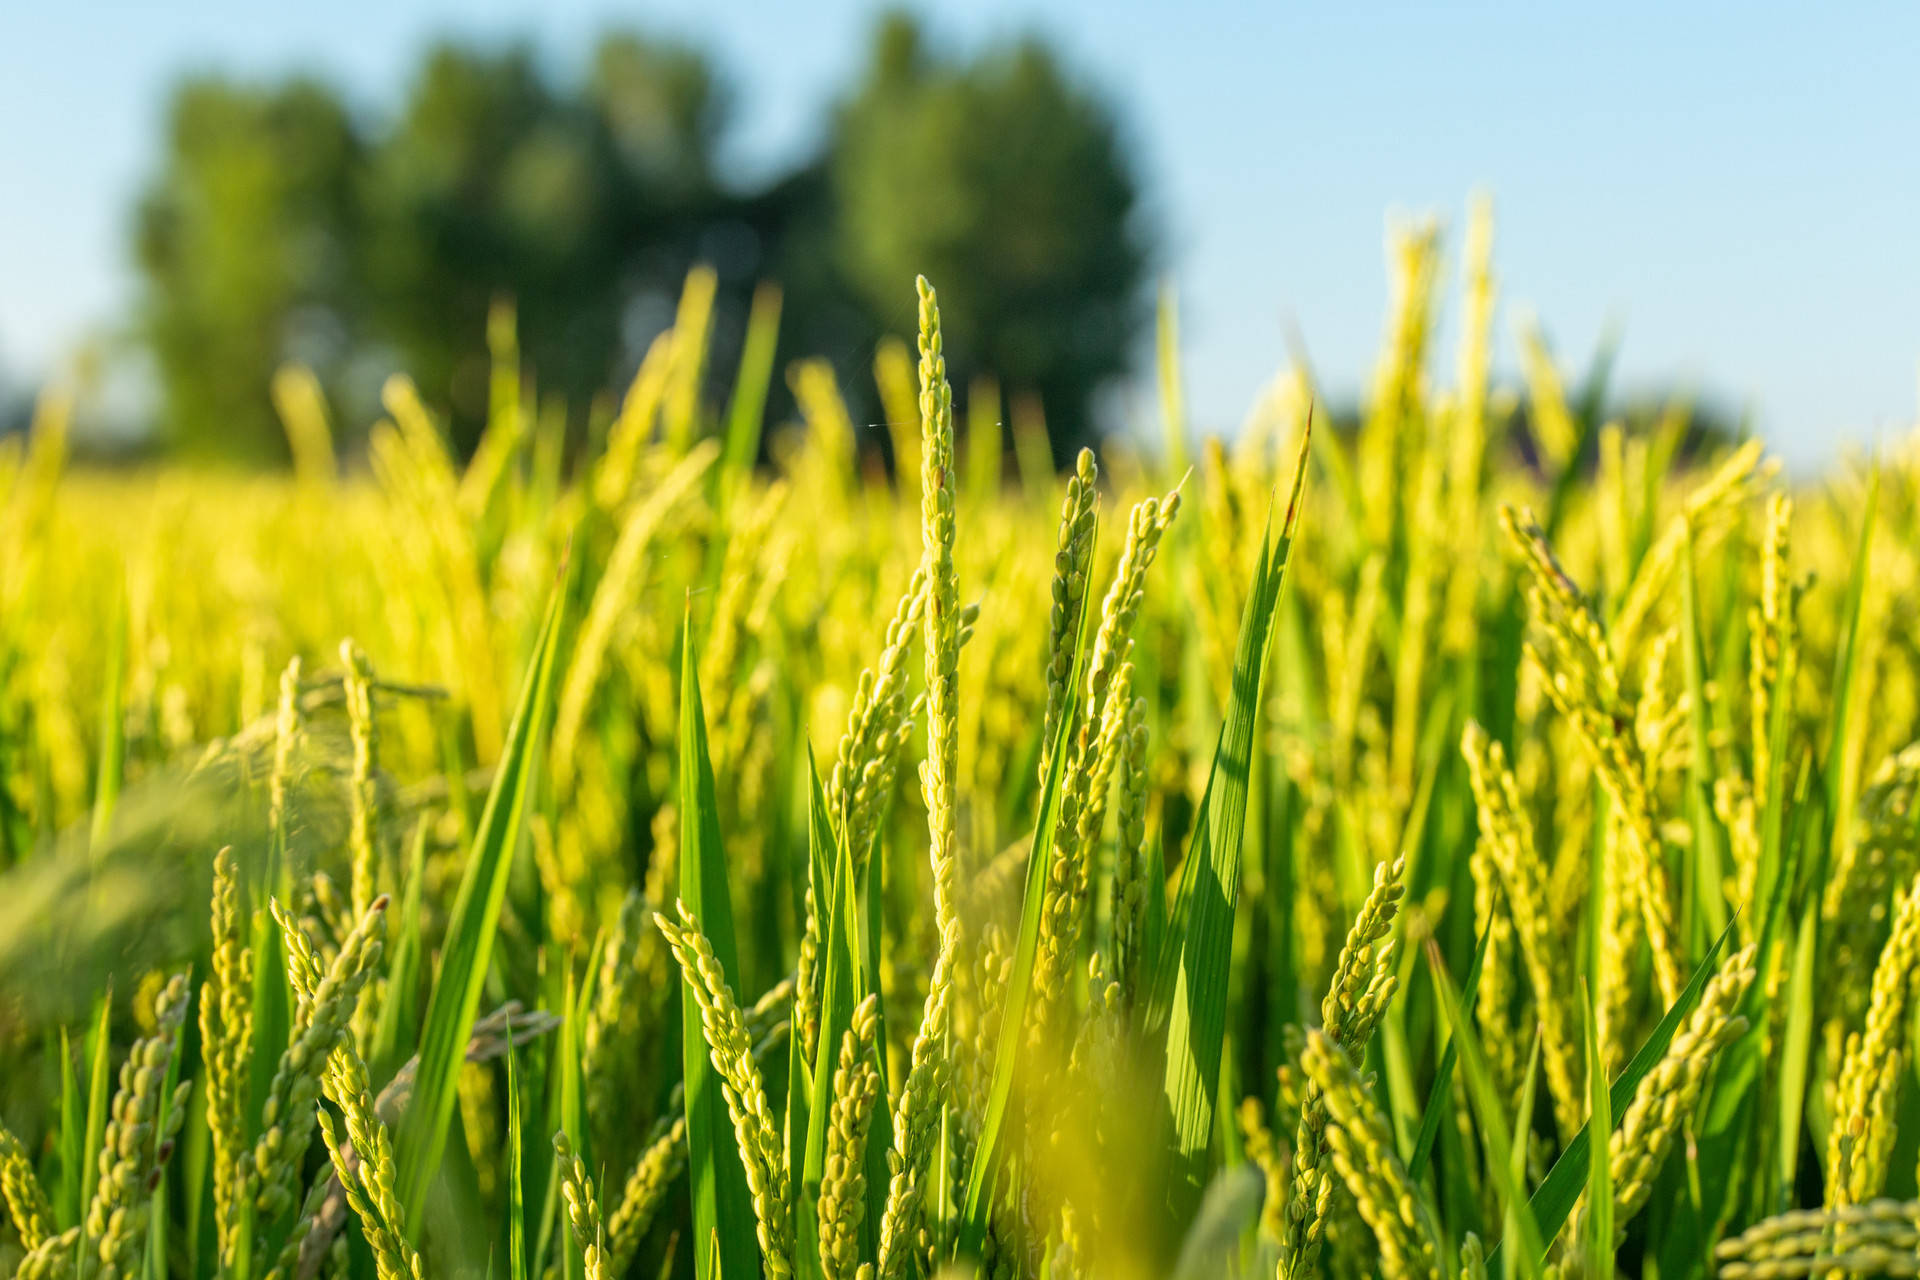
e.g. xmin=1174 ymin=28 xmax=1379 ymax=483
xmin=126 ymin=9 xmax=1149 ymax=466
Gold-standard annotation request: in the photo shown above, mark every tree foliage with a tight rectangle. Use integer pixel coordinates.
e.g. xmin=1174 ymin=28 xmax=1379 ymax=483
xmin=830 ymin=13 xmax=1149 ymax=460
xmin=134 ymin=78 xmax=365 ymax=460
xmin=130 ymin=12 xmax=1152 ymax=465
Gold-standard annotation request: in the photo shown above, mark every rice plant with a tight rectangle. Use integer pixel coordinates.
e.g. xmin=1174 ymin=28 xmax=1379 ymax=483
xmin=2 ymin=199 xmax=1919 ymax=1280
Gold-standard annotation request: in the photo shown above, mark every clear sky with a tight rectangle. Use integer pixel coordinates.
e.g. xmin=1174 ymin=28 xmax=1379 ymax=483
xmin=3 ymin=1 xmax=1916 ymax=466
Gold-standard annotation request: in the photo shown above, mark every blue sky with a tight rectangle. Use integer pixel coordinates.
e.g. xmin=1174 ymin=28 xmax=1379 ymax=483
xmin=3 ymin=1 xmax=1916 ymax=465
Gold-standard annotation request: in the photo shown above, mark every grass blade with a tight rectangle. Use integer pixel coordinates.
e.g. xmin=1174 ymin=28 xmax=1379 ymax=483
xmin=1503 ymin=1030 xmax=1543 ymax=1280
xmin=372 ymin=813 xmax=430 ymax=1083
xmin=676 ymin=607 xmax=760 ymax=1280
xmin=1426 ymin=940 xmax=1546 ymax=1280
xmin=860 ymin=821 xmax=893 ymax=1247
xmin=531 ymin=955 xmax=569 ymax=1280
xmin=957 ymin=555 xmax=1095 ymax=1255
xmin=1149 ymin=424 xmax=1310 ymax=1221
xmin=556 ymin=969 xmax=586 ymax=1280
xmin=721 ymin=282 xmax=782 ymax=489
xmin=1822 ymin=461 xmax=1877 ymax=863
xmin=1408 ymin=916 xmax=1495 ymax=1180
xmin=785 ymin=748 xmax=833 ymax=1199
xmin=796 ymin=752 xmax=863 ymax=1280
xmin=57 ymin=1026 xmax=81 ymax=1227
xmin=1581 ymin=980 xmax=1613 ymax=1280
xmin=396 ymin=571 xmax=567 ymax=1239
xmin=507 ymin=1023 xmax=527 ymax=1280
xmin=1488 ymin=916 xmax=1737 ymax=1272
xmin=1666 ymin=760 xmax=1807 ymax=1266
xmin=1774 ymin=888 xmax=1820 ymax=1210
xmin=1766 ymin=462 xmax=1879 ymax=1212
xmin=1680 ymin=523 xmax=1729 ymax=944
xmin=81 ymin=992 xmax=111 ymax=1223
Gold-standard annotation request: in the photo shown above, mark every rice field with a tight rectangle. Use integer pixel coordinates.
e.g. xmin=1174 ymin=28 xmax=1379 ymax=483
xmin=2 ymin=204 xmax=1919 ymax=1280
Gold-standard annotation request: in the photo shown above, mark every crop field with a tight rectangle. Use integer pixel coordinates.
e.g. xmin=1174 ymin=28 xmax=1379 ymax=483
xmin=2 ymin=210 xmax=1918 ymax=1280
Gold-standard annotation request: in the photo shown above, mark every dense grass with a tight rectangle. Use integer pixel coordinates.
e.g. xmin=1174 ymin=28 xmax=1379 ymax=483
xmin=2 ymin=206 xmax=1919 ymax=1280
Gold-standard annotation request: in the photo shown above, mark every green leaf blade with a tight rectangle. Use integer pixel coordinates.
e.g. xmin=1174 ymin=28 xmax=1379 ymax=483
xmin=1426 ymin=940 xmax=1545 ymax=1280
xmin=395 ymin=574 xmax=567 ymax=1239
xmin=677 ymin=610 xmax=760 ymax=1280
xmin=1150 ymin=429 xmax=1310 ymax=1225
xmin=1581 ymin=980 xmax=1613 ymax=1280
xmin=1487 ymin=917 xmax=1737 ymax=1272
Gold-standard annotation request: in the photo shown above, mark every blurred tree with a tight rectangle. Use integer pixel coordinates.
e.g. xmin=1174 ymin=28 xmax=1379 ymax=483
xmin=129 ymin=16 xmax=1151 ymax=466
xmin=362 ymin=36 xmax=728 ymax=451
xmin=134 ymin=77 xmax=364 ymax=461
xmin=828 ymin=11 xmax=1151 ymax=461
xmin=133 ymin=36 xmax=734 ymax=459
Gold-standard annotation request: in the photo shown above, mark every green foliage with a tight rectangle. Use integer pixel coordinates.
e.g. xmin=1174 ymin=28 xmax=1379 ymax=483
xmin=395 ymin=573 xmax=565 ymax=1238
xmin=1149 ymin=437 xmax=1307 ymax=1225
xmin=133 ymin=76 xmax=364 ymax=460
xmin=829 ymin=11 xmax=1149 ymax=460
xmin=361 ymin=36 xmax=727 ymax=448
xmin=676 ymin=616 xmax=760 ymax=1280
xmin=129 ymin=14 xmax=1150 ymax=465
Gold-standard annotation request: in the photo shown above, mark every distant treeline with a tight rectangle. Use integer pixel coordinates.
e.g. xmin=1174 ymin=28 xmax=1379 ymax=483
xmin=121 ymin=11 xmax=1150 ymax=465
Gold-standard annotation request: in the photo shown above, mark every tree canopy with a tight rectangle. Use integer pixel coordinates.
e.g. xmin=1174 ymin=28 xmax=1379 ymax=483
xmin=830 ymin=13 xmax=1148 ymax=461
xmin=130 ymin=12 xmax=1153 ymax=465
xmin=134 ymin=77 xmax=365 ymax=461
